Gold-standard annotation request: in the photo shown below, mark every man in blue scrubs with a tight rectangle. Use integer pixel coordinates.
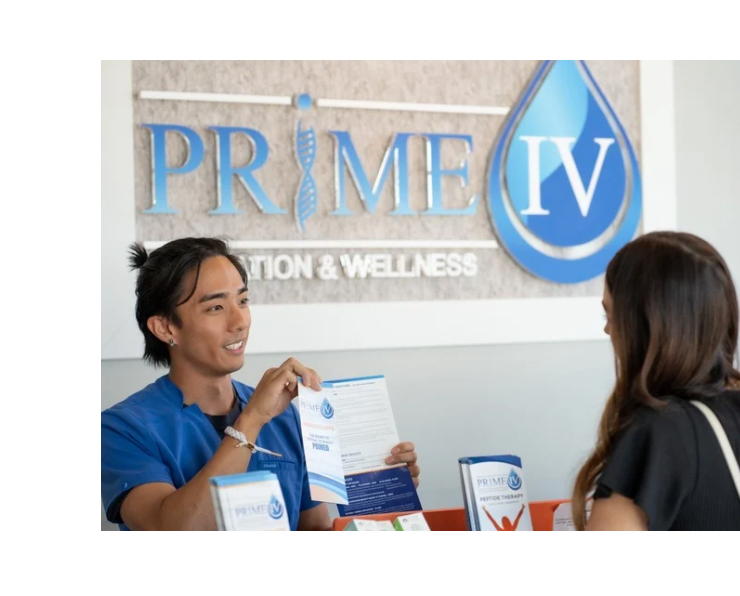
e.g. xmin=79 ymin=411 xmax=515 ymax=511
xmin=101 ymin=237 xmax=421 ymax=530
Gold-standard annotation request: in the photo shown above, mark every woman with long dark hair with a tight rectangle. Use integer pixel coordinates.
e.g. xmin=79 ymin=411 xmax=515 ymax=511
xmin=573 ymin=231 xmax=740 ymax=530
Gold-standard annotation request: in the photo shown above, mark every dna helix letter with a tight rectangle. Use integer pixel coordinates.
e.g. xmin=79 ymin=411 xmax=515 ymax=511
xmin=295 ymin=121 xmax=318 ymax=232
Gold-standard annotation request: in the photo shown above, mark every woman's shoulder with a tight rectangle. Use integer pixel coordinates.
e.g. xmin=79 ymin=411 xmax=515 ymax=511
xmin=626 ymin=390 xmax=740 ymax=440
xmin=626 ymin=399 xmax=693 ymax=433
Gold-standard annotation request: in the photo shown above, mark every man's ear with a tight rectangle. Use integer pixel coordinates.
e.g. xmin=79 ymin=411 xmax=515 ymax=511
xmin=147 ymin=315 xmax=178 ymax=346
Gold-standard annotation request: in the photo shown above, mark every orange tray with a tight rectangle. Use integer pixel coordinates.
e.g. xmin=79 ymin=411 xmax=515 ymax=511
xmin=332 ymin=499 xmax=570 ymax=531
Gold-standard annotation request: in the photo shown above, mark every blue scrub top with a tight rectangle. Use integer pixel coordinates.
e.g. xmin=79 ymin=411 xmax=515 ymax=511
xmin=101 ymin=375 xmax=320 ymax=530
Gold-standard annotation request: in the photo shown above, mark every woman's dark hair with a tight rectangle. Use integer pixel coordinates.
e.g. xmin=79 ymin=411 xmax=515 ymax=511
xmin=572 ymin=231 xmax=740 ymax=529
xmin=128 ymin=237 xmax=248 ymax=368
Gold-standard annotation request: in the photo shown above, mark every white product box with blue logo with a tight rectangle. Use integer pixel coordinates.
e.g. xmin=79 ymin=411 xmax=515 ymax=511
xmin=210 ymin=471 xmax=290 ymax=531
xmin=459 ymin=455 xmax=532 ymax=531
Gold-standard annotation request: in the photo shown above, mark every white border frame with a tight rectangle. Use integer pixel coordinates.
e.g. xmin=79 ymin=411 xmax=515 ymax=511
xmin=101 ymin=61 xmax=676 ymax=358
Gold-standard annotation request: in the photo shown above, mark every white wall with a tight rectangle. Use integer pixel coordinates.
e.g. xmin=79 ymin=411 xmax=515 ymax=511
xmin=101 ymin=61 xmax=740 ymax=530
xmin=673 ymin=61 xmax=740 ymax=286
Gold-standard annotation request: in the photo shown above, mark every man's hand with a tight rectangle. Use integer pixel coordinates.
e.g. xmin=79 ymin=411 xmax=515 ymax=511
xmin=241 ymin=357 xmax=322 ymax=427
xmin=385 ymin=441 xmax=421 ymax=488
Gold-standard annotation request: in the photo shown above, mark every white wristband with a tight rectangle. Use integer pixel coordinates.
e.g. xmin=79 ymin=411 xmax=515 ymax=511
xmin=224 ymin=426 xmax=283 ymax=458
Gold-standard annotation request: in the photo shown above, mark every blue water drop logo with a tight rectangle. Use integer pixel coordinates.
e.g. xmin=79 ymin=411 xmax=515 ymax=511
xmin=507 ymin=468 xmax=523 ymax=491
xmin=268 ymin=494 xmax=284 ymax=520
xmin=320 ymin=397 xmax=334 ymax=420
xmin=488 ymin=60 xmax=642 ymax=283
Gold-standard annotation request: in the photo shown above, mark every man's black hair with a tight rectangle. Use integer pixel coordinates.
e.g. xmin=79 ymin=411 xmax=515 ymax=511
xmin=128 ymin=237 xmax=248 ymax=367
